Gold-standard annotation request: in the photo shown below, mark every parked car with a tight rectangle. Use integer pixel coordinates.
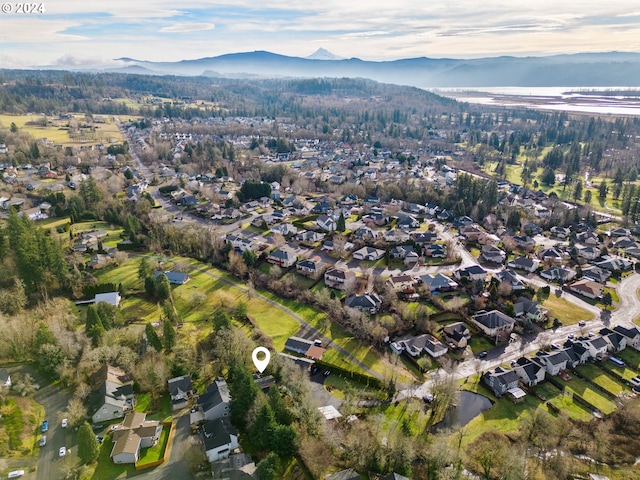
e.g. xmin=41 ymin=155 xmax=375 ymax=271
xmin=479 ymin=351 xmax=488 ymax=358
xmin=578 ymin=320 xmax=586 ymax=327
xmin=61 ymin=418 xmax=68 ymax=428
xmin=41 ymin=420 xmax=48 ymax=432
xmin=95 ymin=435 xmax=104 ymax=444
xmin=39 ymin=435 xmax=46 ymax=447
xmin=8 ymin=470 xmax=25 ymax=478
xmin=630 ymin=376 xmax=640 ymax=387
xmin=67 ymin=181 xmax=76 ymax=189
xmin=323 ymin=370 xmax=331 ymax=377
xmin=59 ymin=446 xmax=66 ymax=457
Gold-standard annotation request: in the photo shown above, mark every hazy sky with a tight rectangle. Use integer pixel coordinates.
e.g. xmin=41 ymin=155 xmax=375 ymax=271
xmin=1 ymin=0 xmax=640 ymax=67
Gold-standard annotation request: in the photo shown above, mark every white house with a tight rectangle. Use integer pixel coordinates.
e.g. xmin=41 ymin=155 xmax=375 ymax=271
xmin=203 ymin=418 xmax=239 ymax=463
xmin=353 ymin=246 xmax=385 ymax=261
xmin=94 ymin=292 xmax=122 ymax=307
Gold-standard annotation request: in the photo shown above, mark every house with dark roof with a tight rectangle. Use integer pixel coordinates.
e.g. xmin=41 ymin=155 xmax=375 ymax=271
xmin=471 ymin=310 xmax=515 ymax=338
xmin=599 ymin=329 xmax=627 ymax=353
xmin=390 ymin=245 xmax=416 ymax=260
xmin=595 ymin=256 xmax=634 ymax=272
xmin=412 ymin=231 xmax=438 ymax=245
xmin=442 ymin=322 xmax=471 ymax=349
xmin=154 ymin=270 xmax=191 ymax=285
xmin=514 ymin=296 xmax=548 ymax=323
xmin=296 ymin=258 xmax=324 ymax=278
xmin=582 ymin=265 xmax=611 ymax=284
xmin=345 ymin=293 xmax=382 ymax=314
xmin=564 ymin=342 xmax=591 ymax=367
xmin=540 ymin=266 xmax=576 ymax=283
xmin=110 ymin=412 xmax=162 ymax=464
xmin=168 ymin=375 xmax=194 ymax=411
xmin=454 ymin=265 xmax=487 ymax=282
xmin=534 ymin=350 xmax=569 ymax=376
xmin=539 ymin=247 xmax=565 ymax=264
xmin=317 ymin=214 xmax=337 ymax=232
xmin=577 ymin=246 xmax=600 ymax=261
xmin=507 ymin=257 xmax=540 ymax=273
xmin=419 ymin=273 xmax=458 ymax=292
xmin=513 ymin=357 xmax=546 ymax=387
xmin=494 ymin=269 xmax=526 ymax=291
xmin=582 ymin=336 xmax=609 ymax=359
xmin=197 ymin=378 xmax=231 ymax=423
xmin=613 ymin=325 xmax=640 ymax=350
xmin=483 ymin=367 xmax=520 ymax=397
xmin=203 ymin=418 xmax=239 ymax=463
xmin=285 ymin=336 xmax=315 ymax=355
xmin=386 ymin=274 xmax=415 ymax=292
xmin=324 ymin=267 xmax=356 ymax=291
xmin=397 ymin=214 xmax=419 ymax=229
xmin=266 ymin=247 xmax=296 ymax=268
xmin=89 ymin=365 xmax=134 ymax=424
xmin=481 ymin=244 xmax=506 ymax=264
xmin=423 ymin=243 xmax=447 ymax=258
xmin=390 ymin=334 xmax=448 ymax=358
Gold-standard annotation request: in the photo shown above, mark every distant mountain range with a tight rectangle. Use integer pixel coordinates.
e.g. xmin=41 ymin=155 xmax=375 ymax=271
xmin=99 ymin=50 xmax=640 ymax=88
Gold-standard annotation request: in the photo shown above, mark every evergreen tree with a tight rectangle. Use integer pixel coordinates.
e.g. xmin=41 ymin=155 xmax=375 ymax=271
xmin=77 ymin=421 xmax=100 ymax=464
xmin=268 ymin=387 xmax=293 ymax=426
xmin=599 ymin=180 xmax=608 ymax=200
xmin=145 ymin=323 xmax=163 ymax=352
xmin=86 ymin=305 xmax=105 ymax=346
xmin=336 ymin=212 xmax=346 ymax=232
xmin=272 ymin=424 xmax=297 ymax=457
xmin=252 ymin=403 xmax=276 ymax=451
xmin=228 ymin=362 xmax=259 ymax=431
xmin=163 ymin=320 xmax=176 ymax=353
xmin=255 ymin=452 xmax=282 ymax=480
xmin=144 ymin=276 xmax=156 ymax=297
xmin=155 ymin=273 xmax=171 ymax=302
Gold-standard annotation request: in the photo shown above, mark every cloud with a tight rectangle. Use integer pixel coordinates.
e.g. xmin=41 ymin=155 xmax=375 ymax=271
xmin=160 ymin=22 xmax=215 ymax=33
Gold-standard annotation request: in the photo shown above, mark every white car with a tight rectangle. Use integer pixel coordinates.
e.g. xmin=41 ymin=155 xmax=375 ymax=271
xmin=59 ymin=446 xmax=66 ymax=457
xmin=61 ymin=418 xmax=68 ymax=428
xmin=8 ymin=470 xmax=25 ymax=478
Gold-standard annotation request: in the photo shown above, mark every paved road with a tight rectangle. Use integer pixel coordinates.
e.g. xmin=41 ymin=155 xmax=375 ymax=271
xmin=34 ymin=386 xmax=73 ymax=480
xmin=398 ymin=272 xmax=640 ymax=400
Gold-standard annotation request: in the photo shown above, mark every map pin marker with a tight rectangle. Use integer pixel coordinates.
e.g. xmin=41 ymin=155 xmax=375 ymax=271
xmin=252 ymin=347 xmax=271 ymax=373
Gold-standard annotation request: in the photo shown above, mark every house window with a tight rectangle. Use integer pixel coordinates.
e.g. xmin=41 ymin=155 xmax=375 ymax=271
xmin=102 ymin=406 xmax=107 ymax=412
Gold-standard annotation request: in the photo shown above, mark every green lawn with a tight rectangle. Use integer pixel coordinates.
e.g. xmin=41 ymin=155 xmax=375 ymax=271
xmin=137 ymin=425 xmax=171 ymax=465
xmin=562 ymin=376 xmax=617 ymax=415
xmin=618 ymin=348 xmax=640 ymax=370
xmin=542 ymin=295 xmax=594 ymax=326
xmin=91 ymin=437 xmax=135 ymax=480
xmin=281 ymin=271 xmax=317 ymax=290
xmin=324 ymin=374 xmax=385 ymax=401
xmin=607 ymin=363 xmax=640 ymax=382
xmin=135 ymin=394 xmax=172 ymax=422
xmin=577 ymin=363 xmax=628 ymax=396
xmin=367 ymin=398 xmax=431 ymax=437
xmin=531 ymin=381 xmax=593 ymax=421
xmin=468 ymin=335 xmax=495 ymax=354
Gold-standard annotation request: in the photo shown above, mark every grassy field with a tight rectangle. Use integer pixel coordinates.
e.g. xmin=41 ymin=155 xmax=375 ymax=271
xmin=468 ymin=335 xmax=494 ymax=354
xmin=0 ymin=396 xmax=44 ymax=458
xmin=562 ymin=376 xmax=617 ymax=415
xmin=617 ymin=348 xmax=640 ymax=370
xmin=368 ymin=398 xmax=431 ymax=437
xmin=0 ymin=113 xmax=123 ymax=146
xmin=532 ymin=381 xmax=593 ymax=421
xmin=607 ymin=362 xmax=640 ymax=382
xmin=577 ymin=363 xmax=628 ymax=396
xmin=542 ymin=295 xmax=594 ymax=326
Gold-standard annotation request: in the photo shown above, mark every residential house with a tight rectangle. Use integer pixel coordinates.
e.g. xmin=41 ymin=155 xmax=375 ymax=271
xmin=89 ymin=365 xmax=134 ymax=424
xmin=454 ymin=265 xmax=487 ymax=282
xmin=397 ymin=214 xmax=419 ymax=229
xmin=296 ymin=258 xmax=324 ymax=278
xmin=442 ymin=322 xmax=471 ymax=349
xmin=203 ymin=418 xmax=239 ymax=463
xmin=352 ymin=246 xmax=385 ymax=262
xmin=539 ymin=248 xmax=565 ymax=264
xmin=577 ymin=231 xmax=599 ymax=247
xmin=386 ymin=274 xmax=415 ymax=292
xmin=324 ymin=268 xmax=356 ymax=291
xmin=494 ymin=269 xmax=526 ymax=291
xmin=167 ymin=375 xmax=194 ymax=411
xmin=459 ymin=224 xmax=485 ymax=242
xmin=577 ymin=246 xmax=600 ymax=261
xmin=581 ymin=336 xmax=609 ymax=360
xmin=285 ymin=336 xmax=315 ymax=355
xmin=564 ymin=342 xmax=591 ymax=367
xmin=419 ymin=273 xmax=458 ymax=292
xmin=317 ymin=214 xmax=337 ymax=232
xmin=582 ymin=265 xmax=611 ymax=284
xmin=94 ymin=291 xmax=122 ymax=307
xmin=613 ymin=325 xmax=640 ymax=350
xmin=550 ymin=226 xmax=571 ymax=239
xmin=512 ymin=235 xmax=536 ymax=249
xmin=384 ymin=229 xmax=411 ymax=243
xmin=271 ymin=223 xmax=298 ymax=236
xmin=471 ymin=310 xmax=515 ymax=338
xmin=595 ymin=256 xmax=634 ymax=272
xmin=481 ymin=244 xmax=506 ymax=264
xmin=198 ymin=378 xmax=231 ymax=422
xmin=599 ymin=329 xmax=627 ymax=353
xmin=110 ymin=412 xmax=162 ymax=464
xmin=354 ymin=227 xmax=379 ymax=241
xmin=534 ymin=350 xmax=569 ymax=376
xmin=423 ymin=243 xmax=447 ymax=258
xmin=266 ymin=247 xmax=296 ymax=268
xmin=507 ymin=257 xmax=540 ymax=273
xmin=226 ymin=234 xmax=255 ymax=253
xmin=513 ymin=358 xmax=546 ymax=387
xmin=514 ymin=296 xmax=548 ymax=323
xmin=412 ymin=231 xmax=438 ymax=245
xmin=153 ymin=270 xmax=191 ymax=285
xmin=482 ymin=367 xmax=520 ymax=398
xmin=345 ymin=293 xmax=382 ymax=314
xmin=569 ymin=279 xmax=604 ymax=300
xmin=390 ymin=245 xmax=416 ymax=259
xmin=296 ymin=230 xmax=325 ymax=244
xmin=390 ymin=334 xmax=448 ymax=358
xmin=540 ymin=266 xmax=576 ymax=283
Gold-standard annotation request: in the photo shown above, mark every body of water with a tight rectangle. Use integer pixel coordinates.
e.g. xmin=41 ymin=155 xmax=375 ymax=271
xmin=435 ymin=390 xmax=493 ymax=431
xmin=430 ymin=86 xmax=640 ymax=116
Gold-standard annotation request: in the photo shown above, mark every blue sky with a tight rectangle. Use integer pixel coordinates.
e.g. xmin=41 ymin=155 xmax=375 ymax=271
xmin=1 ymin=1 xmax=640 ymax=67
